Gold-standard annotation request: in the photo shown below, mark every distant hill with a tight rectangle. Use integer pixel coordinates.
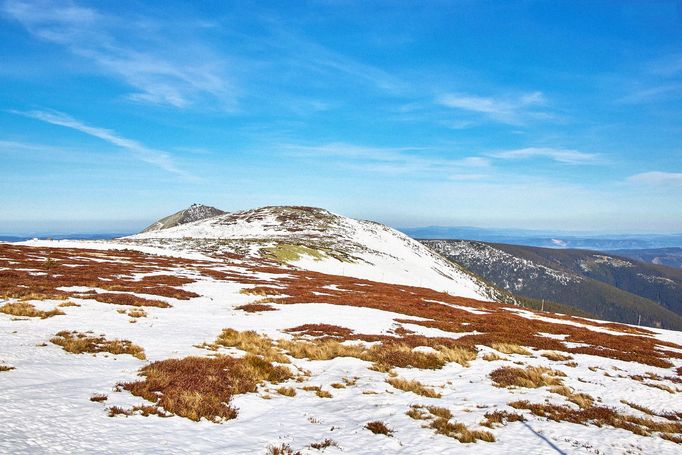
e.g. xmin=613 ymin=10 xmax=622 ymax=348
xmin=423 ymin=239 xmax=682 ymax=331
xmin=401 ymin=226 xmax=682 ymax=250
xmin=612 ymin=247 xmax=682 ymax=269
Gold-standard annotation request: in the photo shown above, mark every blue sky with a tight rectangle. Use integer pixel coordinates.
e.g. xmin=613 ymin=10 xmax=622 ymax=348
xmin=1 ymin=0 xmax=681 ymax=234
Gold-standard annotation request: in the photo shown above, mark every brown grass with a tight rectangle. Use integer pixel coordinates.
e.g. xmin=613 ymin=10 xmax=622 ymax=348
xmin=408 ymin=404 xmax=495 ymax=443
xmin=490 ymin=366 xmax=565 ymax=388
xmin=275 ymin=386 xmax=296 ymax=397
xmin=235 ymin=303 xmax=277 ymax=312
xmin=127 ymin=308 xmax=147 ymax=318
xmin=209 ymin=329 xmax=290 ymax=363
xmin=0 ymin=302 xmax=64 ymax=319
xmin=90 ymin=393 xmax=108 ymax=402
xmin=549 ymin=386 xmax=595 ymax=409
xmin=122 ymin=355 xmax=292 ymax=422
xmin=0 ymin=364 xmax=15 ymax=372
xmin=510 ymin=400 xmax=682 ymax=438
xmin=386 ymin=377 xmax=441 ymax=398
xmin=481 ymin=410 xmax=525 ymax=427
xmin=316 ymin=389 xmax=333 ymax=398
xmin=267 ymin=443 xmax=301 ymax=455
xmin=309 ymin=438 xmax=338 ymax=450
xmin=541 ymin=351 xmax=573 ymax=362
xmin=483 ymin=352 xmax=506 ymax=361
xmin=51 ymin=331 xmax=146 ymax=359
xmin=58 ymin=301 xmax=80 ymax=307
xmin=77 ymin=292 xmax=170 ymax=308
xmin=365 ymin=421 xmax=393 ymax=436
xmin=491 ymin=343 xmax=531 ymax=356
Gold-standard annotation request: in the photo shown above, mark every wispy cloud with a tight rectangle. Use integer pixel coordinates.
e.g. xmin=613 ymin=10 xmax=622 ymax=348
xmin=2 ymin=0 xmax=234 ymax=109
xmin=628 ymin=171 xmax=682 ymax=186
xmin=14 ymin=109 xmax=193 ymax=178
xmin=437 ymin=91 xmax=549 ymax=125
xmin=489 ymin=147 xmax=599 ymax=165
xmin=284 ymin=142 xmax=490 ymax=176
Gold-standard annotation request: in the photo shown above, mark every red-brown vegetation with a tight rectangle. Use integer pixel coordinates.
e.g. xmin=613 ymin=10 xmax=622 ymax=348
xmin=121 ymin=355 xmax=291 ymax=422
xmin=51 ymin=331 xmax=146 ymax=359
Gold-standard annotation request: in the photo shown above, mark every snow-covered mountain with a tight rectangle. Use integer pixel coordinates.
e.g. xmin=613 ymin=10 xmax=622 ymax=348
xmin=141 ymin=203 xmax=225 ymax=233
xmin=131 ymin=206 xmax=499 ymax=301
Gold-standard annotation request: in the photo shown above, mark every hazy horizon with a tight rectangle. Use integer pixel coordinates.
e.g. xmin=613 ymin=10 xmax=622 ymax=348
xmin=1 ymin=1 xmax=681 ymax=233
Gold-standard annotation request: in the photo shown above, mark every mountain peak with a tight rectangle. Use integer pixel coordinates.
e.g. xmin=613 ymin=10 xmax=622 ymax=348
xmin=141 ymin=204 xmax=225 ymax=233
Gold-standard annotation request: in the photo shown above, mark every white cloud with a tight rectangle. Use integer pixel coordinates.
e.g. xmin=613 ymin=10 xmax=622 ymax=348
xmin=489 ymin=147 xmax=599 ymax=165
xmin=437 ymin=91 xmax=548 ymax=124
xmin=2 ymin=0 xmax=234 ymax=109
xmin=284 ymin=142 xmax=489 ymax=176
xmin=15 ymin=109 xmax=193 ymax=178
xmin=628 ymin=171 xmax=682 ymax=185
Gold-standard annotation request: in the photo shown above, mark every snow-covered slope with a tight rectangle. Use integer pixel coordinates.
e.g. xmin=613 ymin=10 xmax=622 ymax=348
xmin=130 ymin=206 xmax=498 ymax=301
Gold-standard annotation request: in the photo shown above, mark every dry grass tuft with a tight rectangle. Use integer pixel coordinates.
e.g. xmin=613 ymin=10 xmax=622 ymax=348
xmin=541 ymin=351 xmax=573 ymax=361
xmin=51 ymin=331 xmax=146 ymax=360
xmin=365 ymin=420 xmax=393 ymax=436
xmin=386 ymin=377 xmax=441 ymax=398
xmin=235 ymin=303 xmax=277 ymax=313
xmin=409 ymin=404 xmax=495 ymax=443
xmin=276 ymin=386 xmax=296 ymax=397
xmin=491 ymin=343 xmax=531 ymax=356
xmin=548 ymin=386 xmax=595 ymax=409
xmin=309 ymin=438 xmax=338 ymax=450
xmin=90 ymin=393 xmax=108 ymax=402
xmin=482 ymin=352 xmax=506 ymax=361
xmin=510 ymin=400 xmax=682 ymax=439
xmin=267 ymin=443 xmax=301 ymax=455
xmin=490 ymin=366 xmax=565 ymax=388
xmin=330 ymin=382 xmax=346 ymax=389
xmin=127 ymin=308 xmax=147 ymax=318
xmin=210 ymin=329 xmax=290 ymax=363
xmin=0 ymin=301 xmax=64 ymax=319
xmin=77 ymin=292 xmax=171 ymax=308
xmin=122 ymin=354 xmax=292 ymax=422
xmin=481 ymin=410 xmax=525 ymax=427
xmin=0 ymin=364 xmax=15 ymax=372
xmin=58 ymin=301 xmax=80 ymax=308
xmin=279 ymin=338 xmax=365 ymax=361
xmin=316 ymin=389 xmax=333 ymax=398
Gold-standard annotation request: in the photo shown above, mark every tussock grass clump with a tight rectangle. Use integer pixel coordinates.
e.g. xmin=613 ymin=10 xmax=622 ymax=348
xmin=490 ymin=366 xmax=565 ymax=388
xmin=316 ymin=389 xmax=333 ymax=398
xmin=491 ymin=343 xmax=531 ymax=356
xmin=236 ymin=303 xmax=277 ymax=313
xmin=210 ymin=329 xmax=290 ymax=363
xmin=58 ymin=301 xmax=80 ymax=308
xmin=108 ymin=404 xmax=171 ymax=418
xmin=365 ymin=420 xmax=393 ymax=436
xmin=0 ymin=301 xmax=64 ymax=319
xmin=386 ymin=377 xmax=441 ymax=398
xmin=0 ymin=364 xmax=15 ymax=372
xmin=276 ymin=386 xmax=296 ymax=397
xmin=510 ymin=400 xmax=682 ymax=439
xmin=279 ymin=338 xmax=365 ymax=361
xmin=267 ymin=443 xmax=301 ymax=455
xmin=549 ymin=386 xmax=595 ymax=409
xmin=330 ymin=382 xmax=346 ymax=389
xmin=482 ymin=352 xmax=506 ymax=362
xmin=127 ymin=308 xmax=147 ymax=318
xmin=90 ymin=393 xmax=108 ymax=402
xmin=309 ymin=438 xmax=338 ymax=450
xmin=481 ymin=410 xmax=525 ymax=427
xmin=122 ymin=354 xmax=292 ymax=422
xmin=409 ymin=405 xmax=495 ymax=443
xmin=541 ymin=351 xmax=573 ymax=361
xmin=51 ymin=331 xmax=146 ymax=359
